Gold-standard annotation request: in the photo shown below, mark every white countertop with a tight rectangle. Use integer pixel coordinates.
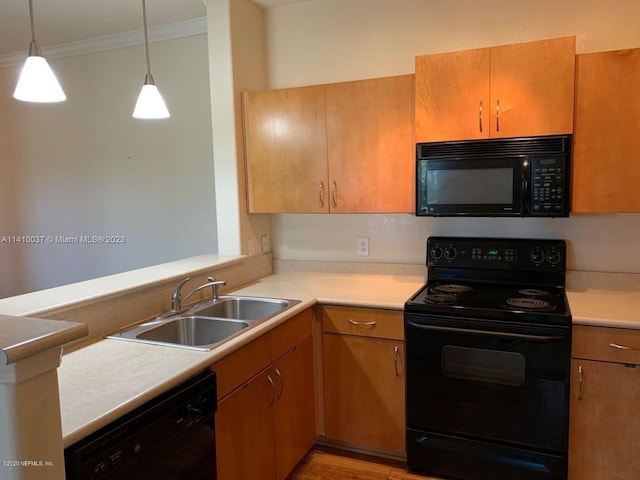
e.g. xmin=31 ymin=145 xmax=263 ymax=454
xmin=58 ymin=271 xmax=639 ymax=447
xmin=59 ymin=272 xmax=424 ymax=447
xmin=567 ymin=288 xmax=640 ymax=329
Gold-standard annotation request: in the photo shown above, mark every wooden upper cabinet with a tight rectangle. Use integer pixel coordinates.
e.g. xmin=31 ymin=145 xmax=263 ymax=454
xmin=415 ymin=36 xmax=575 ymax=142
xmin=415 ymin=47 xmax=491 ymax=142
xmin=325 ymin=75 xmax=414 ymax=213
xmin=243 ymin=75 xmax=414 ymax=214
xmin=490 ymin=36 xmax=575 ymax=138
xmin=572 ymin=48 xmax=640 ymax=213
xmin=243 ymin=85 xmax=328 ymax=213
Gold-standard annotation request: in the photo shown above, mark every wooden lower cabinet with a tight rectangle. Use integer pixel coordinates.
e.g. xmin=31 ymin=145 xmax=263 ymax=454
xmin=569 ymin=326 xmax=640 ymax=480
xmin=321 ymin=305 xmax=405 ymax=454
xmin=216 ymin=368 xmax=276 ymax=480
xmin=273 ymin=336 xmax=316 ymax=479
xmin=214 ymin=310 xmax=316 ymax=480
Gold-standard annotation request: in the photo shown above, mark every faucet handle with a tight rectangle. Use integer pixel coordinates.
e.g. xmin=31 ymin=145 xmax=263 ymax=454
xmin=171 ymin=277 xmax=192 ymax=311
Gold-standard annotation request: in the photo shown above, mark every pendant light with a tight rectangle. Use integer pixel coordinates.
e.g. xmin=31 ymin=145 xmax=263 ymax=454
xmin=13 ymin=0 xmax=66 ymax=103
xmin=132 ymin=0 xmax=170 ymax=119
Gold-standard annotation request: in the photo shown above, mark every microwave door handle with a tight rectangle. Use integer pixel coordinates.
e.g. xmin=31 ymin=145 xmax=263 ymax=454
xmin=522 ymin=158 xmax=530 ymax=214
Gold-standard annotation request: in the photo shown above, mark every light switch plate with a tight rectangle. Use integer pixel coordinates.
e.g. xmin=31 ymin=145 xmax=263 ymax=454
xmin=357 ymin=237 xmax=369 ymax=256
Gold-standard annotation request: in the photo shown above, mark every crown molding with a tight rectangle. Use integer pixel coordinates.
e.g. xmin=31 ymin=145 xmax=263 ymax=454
xmin=0 ymin=16 xmax=207 ymax=69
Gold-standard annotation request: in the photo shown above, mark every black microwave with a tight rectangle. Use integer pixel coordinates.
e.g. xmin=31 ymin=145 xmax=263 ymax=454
xmin=416 ymin=135 xmax=571 ymax=217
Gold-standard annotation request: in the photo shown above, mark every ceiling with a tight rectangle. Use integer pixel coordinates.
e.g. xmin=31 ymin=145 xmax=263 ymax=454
xmin=0 ymin=0 xmax=313 ymax=57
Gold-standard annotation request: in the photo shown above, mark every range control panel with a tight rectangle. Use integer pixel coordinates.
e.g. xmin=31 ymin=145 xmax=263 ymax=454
xmin=427 ymin=237 xmax=566 ymax=273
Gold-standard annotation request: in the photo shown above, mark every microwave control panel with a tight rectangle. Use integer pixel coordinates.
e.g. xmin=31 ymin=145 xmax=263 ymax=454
xmin=530 ymin=156 xmax=567 ymax=216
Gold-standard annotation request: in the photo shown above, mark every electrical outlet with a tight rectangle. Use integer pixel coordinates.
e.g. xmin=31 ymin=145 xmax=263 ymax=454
xmin=357 ymin=237 xmax=369 ymax=256
xmin=261 ymin=234 xmax=271 ymax=253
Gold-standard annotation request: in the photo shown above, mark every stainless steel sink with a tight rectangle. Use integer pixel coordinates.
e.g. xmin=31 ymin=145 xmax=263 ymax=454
xmin=188 ymin=296 xmax=293 ymax=320
xmin=137 ymin=316 xmax=249 ymax=347
xmin=108 ymin=316 xmax=249 ymax=351
xmin=107 ymin=295 xmax=300 ymax=351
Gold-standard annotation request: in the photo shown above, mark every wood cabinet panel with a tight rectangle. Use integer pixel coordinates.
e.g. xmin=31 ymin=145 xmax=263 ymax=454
xmin=214 ymin=309 xmax=316 ymax=480
xmin=216 ymin=369 xmax=276 ymax=480
xmin=212 ymin=334 xmax=271 ymax=399
xmin=489 ymin=36 xmax=575 ymax=138
xmin=323 ymin=333 xmax=405 ymax=453
xmin=568 ymin=358 xmax=640 ymax=480
xmin=243 ymin=86 xmax=328 ymax=213
xmin=321 ymin=305 xmax=404 ymax=341
xmin=573 ymin=325 xmax=640 ymax=365
xmin=572 ymin=48 xmax=640 ymax=212
xmin=415 ymin=36 xmax=574 ymax=143
xmin=415 ymin=47 xmax=490 ymax=142
xmin=271 ymin=308 xmax=314 ymax=361
xmin=273 ymin=336 xmax=316 ymax=480
xmin=325 ymin=75 xmax=414 ymax=212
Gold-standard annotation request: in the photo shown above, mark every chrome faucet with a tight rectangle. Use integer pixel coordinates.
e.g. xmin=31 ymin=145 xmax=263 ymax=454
xmin=171 ymin=277 xmax=227 ymax=313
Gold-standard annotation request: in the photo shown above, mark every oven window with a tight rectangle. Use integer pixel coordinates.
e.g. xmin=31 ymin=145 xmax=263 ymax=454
xmin=442 ymin=346 xmax=525 ymax=386
xmin=426 ymin=168 xmax=513 ymax=204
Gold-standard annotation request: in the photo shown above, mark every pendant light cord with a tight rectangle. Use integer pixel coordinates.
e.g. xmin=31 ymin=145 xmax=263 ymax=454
xmin=142 ymin=0 xmax=152 ymax=77
xmin=28 ymin=0 xmax=36 ymax=42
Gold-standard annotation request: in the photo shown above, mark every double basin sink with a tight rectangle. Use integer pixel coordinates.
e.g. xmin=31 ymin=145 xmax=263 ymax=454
xmin=108 ymin=296 xmax=300 ymax=351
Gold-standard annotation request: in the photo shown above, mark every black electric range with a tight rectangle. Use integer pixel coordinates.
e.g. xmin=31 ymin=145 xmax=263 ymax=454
xmin=404 ymin=237 xmax=572 ymax=480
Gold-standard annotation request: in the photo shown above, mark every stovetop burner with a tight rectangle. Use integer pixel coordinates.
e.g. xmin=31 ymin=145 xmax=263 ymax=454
xmin=432 ymin=284 xmax=473 ymax=294
xmin=518 ymin=288 xmax=550 ymax=297
xmin=423 ymin=293 xmax=458 ymax=304
xmin=505 ymin=297 xmax=554 ymax=311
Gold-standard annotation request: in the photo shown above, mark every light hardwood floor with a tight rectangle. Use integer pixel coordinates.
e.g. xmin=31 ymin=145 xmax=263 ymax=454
xmin=287 ymin=449 xmax=443 ymax=480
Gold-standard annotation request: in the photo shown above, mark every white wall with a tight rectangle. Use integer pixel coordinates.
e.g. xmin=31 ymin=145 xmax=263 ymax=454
xmin=0 ymin=33 xmax=217 ymax=297
xmin=264 ymin=0 xmax=640 ymax=273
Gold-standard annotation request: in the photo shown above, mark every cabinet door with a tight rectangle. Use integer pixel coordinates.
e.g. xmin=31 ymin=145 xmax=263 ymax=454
xmin=572 ymin=48 xmax=640 ymax=212
xmin=216 ymin=369 xmax=276 ymax=480
xmin=490 ymin=36 xmax=575 ymax=138
xmin=415 ymin=47 xmax=490 ymax=142
xmin=568 ymin=359 xmax=640 ymax=480
xmin=243 ymin=86 xmax=328 ymax=213
xmin=273 ymin=336 xmax=316 ymax=480
xmin=325 ymin=75 xmax=414 ymax=212
xmin=323 ymin=333 xmax=405 ymax=453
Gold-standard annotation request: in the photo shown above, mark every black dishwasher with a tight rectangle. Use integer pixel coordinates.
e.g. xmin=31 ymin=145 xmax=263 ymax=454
xmin=65 ymin=370 xmax=217 ymax=480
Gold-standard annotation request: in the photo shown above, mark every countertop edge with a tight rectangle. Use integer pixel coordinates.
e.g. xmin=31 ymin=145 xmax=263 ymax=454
xmin=1 ymin=316 xmax=88 ymax=366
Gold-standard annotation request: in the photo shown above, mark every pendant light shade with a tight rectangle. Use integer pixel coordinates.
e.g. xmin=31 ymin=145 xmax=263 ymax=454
xmin=133 ymin=0 xmax=170 ymax=119
xmin=13 ymin=0 xmax=66 ymax=103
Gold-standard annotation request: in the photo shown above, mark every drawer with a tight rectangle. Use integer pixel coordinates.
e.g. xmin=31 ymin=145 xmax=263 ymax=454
xmin=270 ymin=308 xmax=314 ymax=360
xmin=211 ymin=333 xmax=271 ymax=400
xmin=321 ymin=305 xmax=404 ymax=340
xmin=572 ymin=325 xmax=640 ymax=365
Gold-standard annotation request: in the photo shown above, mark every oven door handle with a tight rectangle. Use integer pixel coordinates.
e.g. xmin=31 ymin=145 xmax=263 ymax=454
xmin=407 ymin=321 xmax=568 ymax=342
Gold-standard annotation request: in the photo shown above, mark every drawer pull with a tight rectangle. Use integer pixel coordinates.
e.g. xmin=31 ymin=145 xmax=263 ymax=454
xmin=347 ymin=319 xmax=377 ymax=327
xmin=609 ymin=342 xmax=640 ymax=351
